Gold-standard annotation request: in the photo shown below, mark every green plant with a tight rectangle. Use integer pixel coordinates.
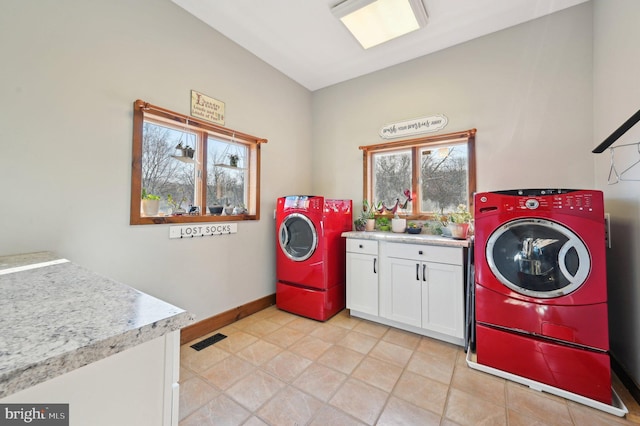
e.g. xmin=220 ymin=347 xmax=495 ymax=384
xmin=141 ymin=188 xmax=160 ymax=201
xmin=431 ymin=222 xmax=444 ymax=235
xmin=167 ymin=194 xmax=185 ymax=210
xmin=375 ymin=216 xmax=390 ymax=230
xmin=362 ymin=199 xmax=378 ymax=219
xmin=354 ymin=217 xmax=367 ymax=231
xmin=448 ymin=204 xmax=472 ymax=224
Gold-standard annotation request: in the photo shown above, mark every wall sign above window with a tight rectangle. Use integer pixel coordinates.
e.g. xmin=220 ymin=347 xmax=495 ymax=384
xmin=191 ymin=90 xmax=225 ymax=125
xmin=379 ymin=115 xmax=448 ymax=139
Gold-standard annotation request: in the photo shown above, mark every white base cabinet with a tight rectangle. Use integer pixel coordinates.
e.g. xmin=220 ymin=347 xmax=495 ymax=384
xmin=419 ymin=261 xmax=463 ymax=337
xmin=346 ymin=236 xmax=466 ymax=346
xmin=346 ymin=239 xmax=379 ymax=316
xmin=383 ymin=256 xmax=422 ymax=327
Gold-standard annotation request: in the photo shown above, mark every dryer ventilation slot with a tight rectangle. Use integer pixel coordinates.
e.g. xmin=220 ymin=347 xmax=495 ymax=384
xmin=191 ymin=333 xmax=227 ymax=351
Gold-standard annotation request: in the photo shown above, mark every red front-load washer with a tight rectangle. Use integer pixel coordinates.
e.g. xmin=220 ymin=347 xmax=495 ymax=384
xmin=474 ymin=189 xmax=611 ymax=404
xmin=275 ymin=196 xmax=352 ymax=321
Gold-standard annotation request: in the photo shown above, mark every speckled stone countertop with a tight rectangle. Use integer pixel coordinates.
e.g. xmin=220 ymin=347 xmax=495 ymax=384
xmin=0 ymin=252 xmax=195 ymax=399
xmin=342 ymin=231 xmax=470 ymax=248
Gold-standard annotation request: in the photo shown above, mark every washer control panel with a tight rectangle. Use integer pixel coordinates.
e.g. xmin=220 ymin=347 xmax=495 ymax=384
xmin=476 ymin=189 xmax=603 ymax=216
xmin=516 ymin=193 xmax=595 ymax=211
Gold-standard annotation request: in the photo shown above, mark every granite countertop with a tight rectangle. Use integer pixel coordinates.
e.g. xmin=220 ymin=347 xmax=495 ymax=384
xmin=0 ymin=252 xmax=195 ymax=399
xmin=342 ymin=231 xmax=471 ymax=248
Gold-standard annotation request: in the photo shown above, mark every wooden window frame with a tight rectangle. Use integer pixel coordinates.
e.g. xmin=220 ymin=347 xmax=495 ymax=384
xmin=130 ymin=100 xmax=267 ymax=225
xmin=359 ymin=128 xmax=476 ymax=219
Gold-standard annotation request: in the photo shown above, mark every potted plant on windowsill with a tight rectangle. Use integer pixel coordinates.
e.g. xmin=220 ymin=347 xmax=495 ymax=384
xmin=167 ymin=194 xmax=186 ymax=216
xmin=406 ymin=221 xmax=423 ymax=234
xmin=446 ymin=204 xmax=472 ymax=239
xmin=354 ymin=216 xmax=367 ymax=231
xmin=362 ymin=199 xmax=378 ymax=231
xmin=141 ymin=189 xmax=161 ymax=216
xmin=391 ymin=212 xmax=406 ymax=233
xmin=376 ymin=216 xmax=391 ymax=231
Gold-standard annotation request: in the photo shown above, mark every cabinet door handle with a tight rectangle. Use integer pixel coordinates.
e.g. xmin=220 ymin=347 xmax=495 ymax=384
xmin=373 ymin=258 xmax=377 ymax=274
xmin=422 ymin=264 xmax=426 ymax=282
xmin=419 ymin=250 xmax=423 ymax=255
xmin=416 ymin=263 xmax=420 ymax=281
xmin=359 ymin=244 xmax=363 ymax=248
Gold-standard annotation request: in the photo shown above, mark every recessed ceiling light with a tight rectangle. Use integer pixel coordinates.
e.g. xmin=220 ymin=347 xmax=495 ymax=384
xmin=331 ymin=0 xmax=429 ymax=49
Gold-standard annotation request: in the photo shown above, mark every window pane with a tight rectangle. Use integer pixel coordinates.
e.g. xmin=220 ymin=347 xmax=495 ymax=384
xmin=420 ymin=144 xmax=468 ymax=214
xmin=373 ymin=150 xmax=412 ymax=209
xmin=142 ymin=122 xmax=196 ymax=214
xmin=206 ymin=137 xmax=248 ymax=213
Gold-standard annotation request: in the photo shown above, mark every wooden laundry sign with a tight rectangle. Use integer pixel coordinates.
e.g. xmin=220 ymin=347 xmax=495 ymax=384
xmin=380 ymin=115 xmax=448 ymax=139
xmin=191 ymin=90 xmax=225 ymax=125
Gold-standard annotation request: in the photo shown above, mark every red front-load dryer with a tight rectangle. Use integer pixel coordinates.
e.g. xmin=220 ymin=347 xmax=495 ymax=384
xmin=474 ymin=189 xmax=611 ymax=404
xmin=275 ymin=196 xmax=352 ymax=321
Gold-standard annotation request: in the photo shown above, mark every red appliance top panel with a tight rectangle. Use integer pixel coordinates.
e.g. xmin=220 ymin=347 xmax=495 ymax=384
xmin=281 ymin=195 xmax=323 ymax=212
xmin=278 ymin=196 xmax=352 ymax=219
xmin=475 ymin=189 xmax=604 ymax=220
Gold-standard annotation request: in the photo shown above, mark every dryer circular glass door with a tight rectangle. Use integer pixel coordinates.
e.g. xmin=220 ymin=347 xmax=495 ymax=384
xmin=279 ymin=213 xmax=318 ymax=261
xmin=486 ymin=218 xmax=590 ymax=299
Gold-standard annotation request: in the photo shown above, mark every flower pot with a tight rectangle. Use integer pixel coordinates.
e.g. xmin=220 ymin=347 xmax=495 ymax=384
xmin=448 ymin=223 xmax=470 ymax=239
xmin=392 ymin=218 xmax=406 ymax=233
xmin=141 ymin=199 xmax=160 ymax=216
xmin=365 ymin=219 xmax=375 ymax=231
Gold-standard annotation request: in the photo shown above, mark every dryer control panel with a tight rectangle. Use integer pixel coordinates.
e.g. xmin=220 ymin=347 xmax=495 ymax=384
xmin=282 ymin=195 xmax=321 ymax=211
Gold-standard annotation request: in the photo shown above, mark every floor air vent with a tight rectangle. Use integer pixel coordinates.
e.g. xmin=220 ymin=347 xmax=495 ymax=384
xmin=190 ymin=333 xmax=227 ymax=351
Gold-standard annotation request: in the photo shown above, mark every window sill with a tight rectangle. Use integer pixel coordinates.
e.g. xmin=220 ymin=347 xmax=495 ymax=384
xmin=130 ymin=214 xmax=257 ymax=225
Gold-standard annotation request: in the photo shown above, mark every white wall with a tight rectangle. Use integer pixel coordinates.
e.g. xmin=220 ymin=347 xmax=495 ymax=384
xmin=594 ymin=0 xmax=640 ymax=390
xmin=0 ymin=0 xmax=313 ymax=321
xmin=312 ymin=3 xmax=594 ymax=204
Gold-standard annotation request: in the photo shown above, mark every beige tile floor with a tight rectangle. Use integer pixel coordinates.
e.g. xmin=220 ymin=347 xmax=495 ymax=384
xmin=179 ymin=306 xmax=640 ymax=425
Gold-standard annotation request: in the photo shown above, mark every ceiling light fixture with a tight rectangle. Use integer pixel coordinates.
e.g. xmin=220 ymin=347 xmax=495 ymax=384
xmin=331 ymin=0 xmax=428 ymax=49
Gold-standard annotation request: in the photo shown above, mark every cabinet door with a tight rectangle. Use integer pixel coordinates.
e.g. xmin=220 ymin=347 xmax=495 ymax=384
xmin=346 ymin=253 xmax=378 ymax=315
xmin=381 ymin=257 xmax=422 ymax=327
xmin=421 ymin=262 xmax=463 ymax=338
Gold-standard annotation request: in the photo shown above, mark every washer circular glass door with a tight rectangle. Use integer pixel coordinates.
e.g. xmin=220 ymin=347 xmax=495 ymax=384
xmin=486 ymin=218 xmax=590 ymax=298
xmin=279 ymin=213 xmax=318 ymax=261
